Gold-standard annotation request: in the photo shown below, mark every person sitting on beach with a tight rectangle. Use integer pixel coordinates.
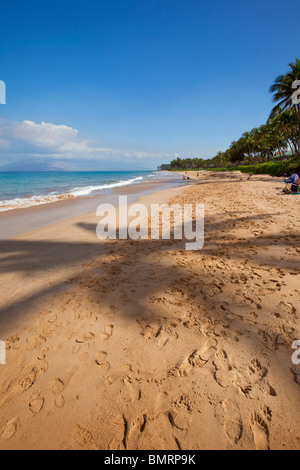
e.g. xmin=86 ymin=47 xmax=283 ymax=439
xmin=291 ymin=173 xmax=299 ymax=184
xmin=283 ymin=173 xmax=299 ymax=194
xmin=285 ymin=173 xmax=299 ymax=186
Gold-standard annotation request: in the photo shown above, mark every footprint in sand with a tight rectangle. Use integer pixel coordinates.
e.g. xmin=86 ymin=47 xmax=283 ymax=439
xmin=124 ymin=410 xmax=181 ymax=451
xmin=29 ymin=398 xmax=44 ymax=415
xmin=250 ymin=412 xmax=270 ymax=450
xmin=1 ymin=418 xmax=20 ymax=440
xmin=18 ymin=369 xmax=38 ymax=393
xmin=110 ymin=414 xmax=127 ymax=450
xmin=101 ymin=325 xmax=114 ymax=341
xmin=215 ymin=399 xmax=243 ymax=444
xmin=76 ymin=332 xmax=95 ymax=344
xmin=173 ymin=394 xmax=193 ymax=413
xmin=73 ymin=425 xmax=95 ymax=448
xmin=26 ymin=334 xmax=47 ymax=352
xmin=170 ymin=410 xmax=193 ymax=432
xmin=95 ymin=351 xmax=107 ymax=365
xmin=51 ymin=379 xmax=65 ymax=409
xmin=47 ymin=314 xmax=57 ymax=324
xmin=155 ymin=391 xmax=170 ymax=415
xmin=248 ymin=359 xmax=268 ymax=383
xmin=105 ymin=364 xmax=132 ymax=385
xmin=6 ymin=334 xmax=20 ymax=348
xmin=213 ymin=350 xmax=239 ymax=389
xmin=138 ymin=321 xmax=162 ymax=341
xmin=0 ymin=378 xmax=12 ymax=395
xmin=95 ymin=351 xmax=110 ymax=371
xmin=279 ymin=301 xmax=296 ymax=318
xmin=72 ymin=344 xmax=82 ymax=355
xmin=238 ymin=359 xmax=268 ymax=395
xmin=188 ymin=346 xmax=214 ymax=368
xmin=157 ymin=326 xmax=179 ymax=348
xmin=140 ymin=412 xmax=182 ymax=450
xmin=54 ymin=395 xmax=65 ymax=409
xmin=124 ymin=376 xmax=142 ymax=403
xmin=197 ymin=338 xmax=218 ymax=363
xmin=169 ymin=359 xmax=191 ymax=378
xmin=170 ymin=340 xmax=218 ymax=378
xmin=87 ymin=315 xmax=98 ymax=326
xmin=125 ymin=413 xmax=148 ymax=449
xmin=51 ymin=378 xmax=64 ymax=395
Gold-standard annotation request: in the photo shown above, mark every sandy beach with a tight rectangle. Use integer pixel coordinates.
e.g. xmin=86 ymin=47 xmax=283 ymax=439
xmin=0 ymin=171 xmax=299 ymax=450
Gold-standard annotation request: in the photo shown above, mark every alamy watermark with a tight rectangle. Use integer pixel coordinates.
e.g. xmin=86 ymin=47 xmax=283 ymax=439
xmin=0 ymin=341 xmax=6 ymax=365
xmin=292 ymin=340 xmax=300 ymax=366
xmin=96 ymin=196 xmax=204 ymax=251
xmin=0 ymin=80 xmax=6 ymax=105
xmin=292 ymin=80 xmax=300 ymax=105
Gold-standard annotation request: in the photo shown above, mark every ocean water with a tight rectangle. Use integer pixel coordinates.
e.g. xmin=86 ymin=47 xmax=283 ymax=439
xmin=0 ymin=171 xmax=166 ymax=212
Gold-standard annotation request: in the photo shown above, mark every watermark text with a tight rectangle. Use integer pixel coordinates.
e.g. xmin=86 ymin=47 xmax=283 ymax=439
xmin=0 ymin=341 xmax=6 ymax=365
xmin=96 ymin=196 xmax=204 ymax=251
xmin=0 ymin=81 xmax=6 ymax=105
xmin=292 ymin=80 xmax=300 ymax=105
xmin=292 ymin=340 xmax=300 ymax=366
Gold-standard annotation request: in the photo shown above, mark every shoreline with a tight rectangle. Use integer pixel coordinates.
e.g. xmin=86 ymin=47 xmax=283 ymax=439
xmin=0 ymin=171 xmax=299 ymax=450
xmin=0 ymin=176 xmax=184 ymax=240
xmin=0 ymin=172 xmax=162 ymax=213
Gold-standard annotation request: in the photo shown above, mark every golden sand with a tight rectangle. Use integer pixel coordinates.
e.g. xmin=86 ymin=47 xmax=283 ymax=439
xmin=0 ymin=171 xmax=299 ymax=450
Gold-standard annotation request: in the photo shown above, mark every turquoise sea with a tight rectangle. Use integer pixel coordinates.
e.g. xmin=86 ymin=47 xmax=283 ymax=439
xmin=0 ymin=171 xmax=167 ymax=211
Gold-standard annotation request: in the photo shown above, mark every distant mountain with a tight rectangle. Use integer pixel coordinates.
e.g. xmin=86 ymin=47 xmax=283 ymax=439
xmin=0 ymin=158 xmax=76 ymax=171
xmin=0 ymin=158 xmax=153 ymax=172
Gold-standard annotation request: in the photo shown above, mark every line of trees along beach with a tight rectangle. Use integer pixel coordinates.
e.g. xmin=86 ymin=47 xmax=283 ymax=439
xmin=160 ymin=59 xmax=300 ymax=175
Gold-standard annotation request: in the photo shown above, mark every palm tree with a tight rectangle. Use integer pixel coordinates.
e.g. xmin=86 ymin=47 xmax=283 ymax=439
xmin=241 ymin=131 xmax=256 ymax=163
xmin=269 ymin=59 xmax=300 ymax=121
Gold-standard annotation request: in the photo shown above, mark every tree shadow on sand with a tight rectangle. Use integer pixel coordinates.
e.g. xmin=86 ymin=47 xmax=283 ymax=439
xmin=0 ymin=210 xmax=298 ymax=342
xmin=0 ymin=207 xmax=299 ymax=450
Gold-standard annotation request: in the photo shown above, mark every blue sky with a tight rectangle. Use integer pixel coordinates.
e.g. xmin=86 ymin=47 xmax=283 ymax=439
xmin=0 ymin=0 xmax=299 ymax=170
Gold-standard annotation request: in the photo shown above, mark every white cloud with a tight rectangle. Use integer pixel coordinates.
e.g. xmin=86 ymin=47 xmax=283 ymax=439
xmin=0 ymin=119 xmax=81 ymax=151
xmin=0 ymin=119 xmax=175 ymax=169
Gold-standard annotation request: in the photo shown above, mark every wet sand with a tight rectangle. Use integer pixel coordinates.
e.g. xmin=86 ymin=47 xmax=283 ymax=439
xmin=0 ymin=176 xmax=182 ymax=240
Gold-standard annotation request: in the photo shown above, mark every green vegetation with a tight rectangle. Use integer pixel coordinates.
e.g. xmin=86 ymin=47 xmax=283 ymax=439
xmin=210 ymin=155 xmax=300 ymax=177
xmin=159 ymin=59 xmax=300 ymax=177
